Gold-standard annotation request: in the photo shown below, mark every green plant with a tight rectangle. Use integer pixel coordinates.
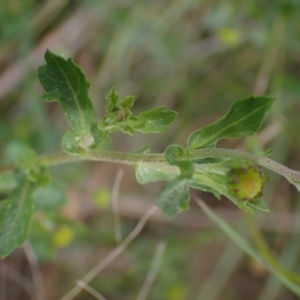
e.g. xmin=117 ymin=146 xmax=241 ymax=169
xmin=1 ymin=50 xmax=300 ymax=291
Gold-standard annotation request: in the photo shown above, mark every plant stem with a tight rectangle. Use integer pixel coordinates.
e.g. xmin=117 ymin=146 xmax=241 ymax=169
xmin=1 ymin=148 xmax=300 ymax=185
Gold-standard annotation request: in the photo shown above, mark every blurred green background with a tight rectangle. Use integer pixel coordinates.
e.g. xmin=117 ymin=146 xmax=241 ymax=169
xmin=1 ymin=0 xmax=300 ymax=299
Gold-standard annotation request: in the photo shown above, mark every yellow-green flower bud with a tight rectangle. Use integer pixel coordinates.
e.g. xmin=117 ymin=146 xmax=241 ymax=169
xmin=227 ymin=164 xmax=268 ymax=201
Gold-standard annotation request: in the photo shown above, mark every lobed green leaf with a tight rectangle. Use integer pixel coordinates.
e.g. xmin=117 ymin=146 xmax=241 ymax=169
xmin=38 ymin=50 xmax=96 ymax=135
xmin=187 ymin=96 xmax=274 ymax=149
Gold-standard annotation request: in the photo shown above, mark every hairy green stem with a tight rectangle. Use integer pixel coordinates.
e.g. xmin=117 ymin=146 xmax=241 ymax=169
xmin=1 ymin=148 xmax=300 ymax=184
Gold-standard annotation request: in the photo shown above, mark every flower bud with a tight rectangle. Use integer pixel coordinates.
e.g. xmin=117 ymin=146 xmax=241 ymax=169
xmin=227 ymin=164 xmax=268 ymax=201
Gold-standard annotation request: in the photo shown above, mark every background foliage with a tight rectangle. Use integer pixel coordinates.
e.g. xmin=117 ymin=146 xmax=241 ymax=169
xmin=1 ymin=0 xmax=300 ymax=299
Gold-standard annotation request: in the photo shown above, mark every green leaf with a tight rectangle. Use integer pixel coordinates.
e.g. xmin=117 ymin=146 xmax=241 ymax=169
xmin=130 ymin=107 xmax=177 ymax=133
xmin=156 ymin=178 xmax=190 ymax=217
xmin=38 ymin=50 xmax=96 ymax=135
xmin=135 ymin=165 xmax=177 ymax=184
xmin=0 ymin=147 xmax=51 ymax=258
xmin=0 ymin=182 xmax=34 ymax=257
xmin=187 ymin=96 xmax=274 ymax=149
